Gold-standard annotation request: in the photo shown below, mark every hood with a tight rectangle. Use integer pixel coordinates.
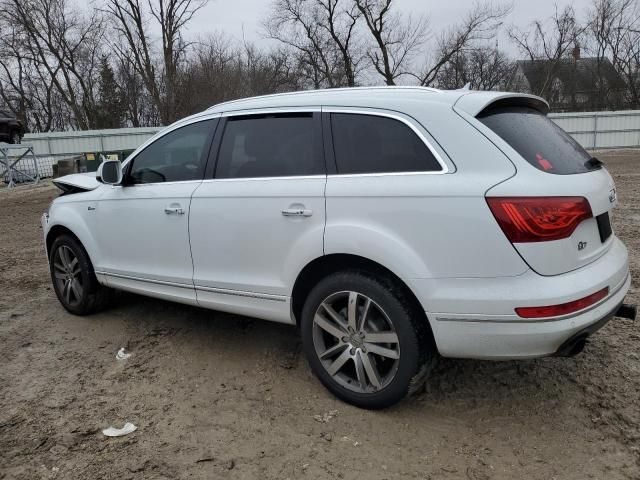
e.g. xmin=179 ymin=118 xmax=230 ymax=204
xmin=52 ymin=172 xmax=100 ymax=193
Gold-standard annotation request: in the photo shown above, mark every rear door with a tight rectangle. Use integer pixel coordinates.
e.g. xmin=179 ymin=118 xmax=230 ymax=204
xmin=189 ymin=110 xmax=326 ymax=323
xmin=477 ymin=105 xmax=616 ymax=276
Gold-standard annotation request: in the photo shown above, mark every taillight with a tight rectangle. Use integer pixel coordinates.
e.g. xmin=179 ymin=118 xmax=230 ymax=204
xmin=515 ymin=287 xmax=609 ymax=318
xmin=486 ymin=196 xmax=592 ymax=243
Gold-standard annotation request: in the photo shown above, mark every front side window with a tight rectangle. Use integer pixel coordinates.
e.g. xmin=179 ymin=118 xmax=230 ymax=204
xmin=215 ymin=113 xmax=324 ymax=178
xmin=128 ymin=119 xmax=215 ymax=184
xmin=330 ymin=113 xmax=443 ymax=174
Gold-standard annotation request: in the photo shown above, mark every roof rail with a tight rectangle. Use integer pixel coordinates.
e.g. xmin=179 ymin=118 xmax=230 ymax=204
xmin=207 ymin=86 xmax=442 ymax=110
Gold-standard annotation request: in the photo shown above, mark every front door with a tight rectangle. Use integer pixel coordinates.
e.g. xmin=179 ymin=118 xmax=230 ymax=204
xmin=190 ymin=111 xmax=326 ymax=322
xmin=92 ymin=118 xmax=218 ymax=303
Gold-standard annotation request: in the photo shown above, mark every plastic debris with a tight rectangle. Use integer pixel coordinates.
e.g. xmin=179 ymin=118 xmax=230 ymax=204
xmin=115 ymin=348 xmax=131 ymax=361
xmin=102 ymin=422 xmax=137 ymax=437
xmin=313 ymin=410 xmax=338 ymax=423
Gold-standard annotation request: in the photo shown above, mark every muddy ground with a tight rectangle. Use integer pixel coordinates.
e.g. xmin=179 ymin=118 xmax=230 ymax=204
xmin=1 ymin=150 xmax=639 ymax=480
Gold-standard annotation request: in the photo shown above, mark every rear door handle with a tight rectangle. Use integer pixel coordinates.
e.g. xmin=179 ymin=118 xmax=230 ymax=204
xmin=164 ymin=206 xmax=185 ymax=215
xmin=281 ymin=208 xmax=313 ymax=217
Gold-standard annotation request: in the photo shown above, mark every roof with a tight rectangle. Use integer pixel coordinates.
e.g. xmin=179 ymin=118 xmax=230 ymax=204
xmin=517 ymin=57 xmax=626 ymax=94
xmin=206 ymin=86 xmax=466 ymax=113
xmin=205 ymin=86 xmax=548 ymax=119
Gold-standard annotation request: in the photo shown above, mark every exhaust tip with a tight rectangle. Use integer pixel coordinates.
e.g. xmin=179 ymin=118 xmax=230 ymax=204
xmin=616 ymin=303 xmax=637 ymax=321
xmin=555 ymin=334 xmax=588 ymax=357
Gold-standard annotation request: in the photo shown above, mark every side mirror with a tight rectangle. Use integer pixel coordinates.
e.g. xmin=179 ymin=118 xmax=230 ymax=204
xmin=97 ymin=160 xmax=122 ymax=185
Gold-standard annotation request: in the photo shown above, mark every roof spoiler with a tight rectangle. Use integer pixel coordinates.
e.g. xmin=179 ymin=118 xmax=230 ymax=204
xmin=454 ymin=92 xmax=550 ymax=117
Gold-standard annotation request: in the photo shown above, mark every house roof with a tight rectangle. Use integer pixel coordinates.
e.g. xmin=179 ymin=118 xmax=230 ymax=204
xmin=517 ymin=57 xmax=626 ymax=94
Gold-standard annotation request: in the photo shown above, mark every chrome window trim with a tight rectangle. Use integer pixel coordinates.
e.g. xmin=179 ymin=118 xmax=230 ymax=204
xmin=323 ymin=107 xmax=451 ymax=175
xmin=113 ymin=179 xmax=203 ymax=188
xmin=201 ymin=175 xmax=326 ymax=183
xmin=220 ymin=107 xmax=321 ymax=117
xmin=121 ymin=106 xmax=452 ymax=183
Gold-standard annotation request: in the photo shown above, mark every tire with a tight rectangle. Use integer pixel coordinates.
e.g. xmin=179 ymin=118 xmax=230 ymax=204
xmin=300 ymin=270 xmax=435 ymax=409
xmin=9 ymin=131 xmax=20 ymax=144
xmin=49 ymin=234 xmax=112 ymax=315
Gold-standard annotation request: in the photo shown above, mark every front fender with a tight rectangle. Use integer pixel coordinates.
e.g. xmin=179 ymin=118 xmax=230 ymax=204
xmin=46 ymin=200 xmax=100 ymax=269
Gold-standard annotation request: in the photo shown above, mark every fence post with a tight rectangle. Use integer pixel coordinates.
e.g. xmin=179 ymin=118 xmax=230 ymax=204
xmin=593 ymin=113 xmax=598 ymax=149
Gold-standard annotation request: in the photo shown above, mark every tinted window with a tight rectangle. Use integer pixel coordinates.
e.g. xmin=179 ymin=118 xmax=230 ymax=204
xmin=129 ymin=120 xmax=214 ymax=183
xmin=215 ymin=113 xmax=323 ymax=178
xmin=330 ymin=113 xmax=442 ymax=174
xmin=478 ymin=107 xmax=593 ymax=175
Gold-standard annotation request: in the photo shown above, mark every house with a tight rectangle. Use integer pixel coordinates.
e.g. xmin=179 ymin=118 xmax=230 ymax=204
xmin=513 ymin=47 xmax=627 ymax=112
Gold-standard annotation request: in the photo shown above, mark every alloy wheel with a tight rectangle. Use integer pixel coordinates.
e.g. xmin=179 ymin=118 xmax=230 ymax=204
xmin=312 ymin=291 xmax=400 ymax=393
xmin=52 ymin=245 xmax=83 ymax=306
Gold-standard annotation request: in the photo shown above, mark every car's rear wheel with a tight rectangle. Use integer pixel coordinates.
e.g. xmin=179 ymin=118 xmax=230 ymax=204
xmin=49 ymin=234 xmax=111 ymax=315
xmin=9 ymin=131 xmax=20 ymax=144
xmin=301 ymin=271 xmax=434 ymax=409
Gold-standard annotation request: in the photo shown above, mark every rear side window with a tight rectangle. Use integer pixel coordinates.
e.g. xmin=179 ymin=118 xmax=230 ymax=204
xmin=330 ymin=113 xmax=442 ymax=174
xmin=215 ymin=113 xmax=324 ymax=178
xmin=477 ymin=106 xmax=593 ymax=175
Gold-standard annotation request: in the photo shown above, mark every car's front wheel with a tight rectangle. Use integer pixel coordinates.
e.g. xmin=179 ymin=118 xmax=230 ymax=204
xmin=49 ymin=234 xmax=111 ymax=315
xmin=301 ymin=271 xmax=435 ymax=409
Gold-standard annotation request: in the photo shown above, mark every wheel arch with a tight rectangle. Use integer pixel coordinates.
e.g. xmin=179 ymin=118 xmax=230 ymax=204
xmin=46 ymin=224 xmax=82 ymax=256
xmin=291 ymin=254 xmax=434 ymax=341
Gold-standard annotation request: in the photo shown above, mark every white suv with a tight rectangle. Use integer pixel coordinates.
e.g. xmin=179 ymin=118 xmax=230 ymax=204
xmin=42 ymin=87 xmax=635 ymax=409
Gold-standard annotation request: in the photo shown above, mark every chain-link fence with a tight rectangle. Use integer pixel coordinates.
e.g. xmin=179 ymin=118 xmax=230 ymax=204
xmin=1 ymin=152 xmax=75 ymax=186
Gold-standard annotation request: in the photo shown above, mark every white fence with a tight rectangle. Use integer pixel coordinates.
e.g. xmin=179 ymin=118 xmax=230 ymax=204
xmin=549 ymin=110 xmax=640 ymax=150
xmin=22 ymin=126 xmax=162 ymax=156
xmin=20 ymin=110 xmax=640 ymax=156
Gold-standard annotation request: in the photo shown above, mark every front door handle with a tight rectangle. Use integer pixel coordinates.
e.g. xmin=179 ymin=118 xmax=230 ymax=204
xmin=281 ymin=208 xmax=313 ymax=217
xmin=164 ymin=206 xmax=185 ymax=215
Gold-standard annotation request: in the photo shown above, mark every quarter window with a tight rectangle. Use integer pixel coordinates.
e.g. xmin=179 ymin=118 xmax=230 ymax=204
xmin=128 ymin=119 xmax=215 ymax=184
xmin=330 ymin=113 xmax=442 ymax=174
xmin=215 ymin=113 xmax=324 ymax=178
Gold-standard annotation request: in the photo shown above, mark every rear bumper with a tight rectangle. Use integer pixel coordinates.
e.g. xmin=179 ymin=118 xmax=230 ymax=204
xmin=412 ymin=237 xmax=631 ymax=359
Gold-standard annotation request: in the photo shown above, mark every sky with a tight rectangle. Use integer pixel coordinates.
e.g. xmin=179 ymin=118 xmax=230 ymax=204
xmin=186 ymin=0 xmax=595 ymax=55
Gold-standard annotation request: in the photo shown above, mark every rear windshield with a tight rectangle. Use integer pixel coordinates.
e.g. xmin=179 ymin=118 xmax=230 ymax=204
xmin=478 ymin=106 xmax=594 ymax=175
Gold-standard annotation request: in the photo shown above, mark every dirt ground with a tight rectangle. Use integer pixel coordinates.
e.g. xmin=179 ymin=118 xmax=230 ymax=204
xmin=1 ymin=151 xmax=639 ymax=480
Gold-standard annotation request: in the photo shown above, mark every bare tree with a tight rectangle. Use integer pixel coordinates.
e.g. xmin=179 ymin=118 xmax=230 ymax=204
xmin=435 ymin=46 xmax=517 ymax=91
xmin=587 ymin=0 xmax=640 ymax=108
xmin=104 ymin=0 xmax=208 ymax=125
xmin=178 ymin=35 xmax=303 ymax=115
xmin=354 ymin=0 xmax=427 ymax=85
xmin=265 ymin=0 xmax=363 ymax=88
xmin=415 ymin=2 xmax=512 ymax=87
xmin=508 ymin=5 xmax=583 ymax=97
xmin=0 ymin=0 xmax=105 ymax=130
